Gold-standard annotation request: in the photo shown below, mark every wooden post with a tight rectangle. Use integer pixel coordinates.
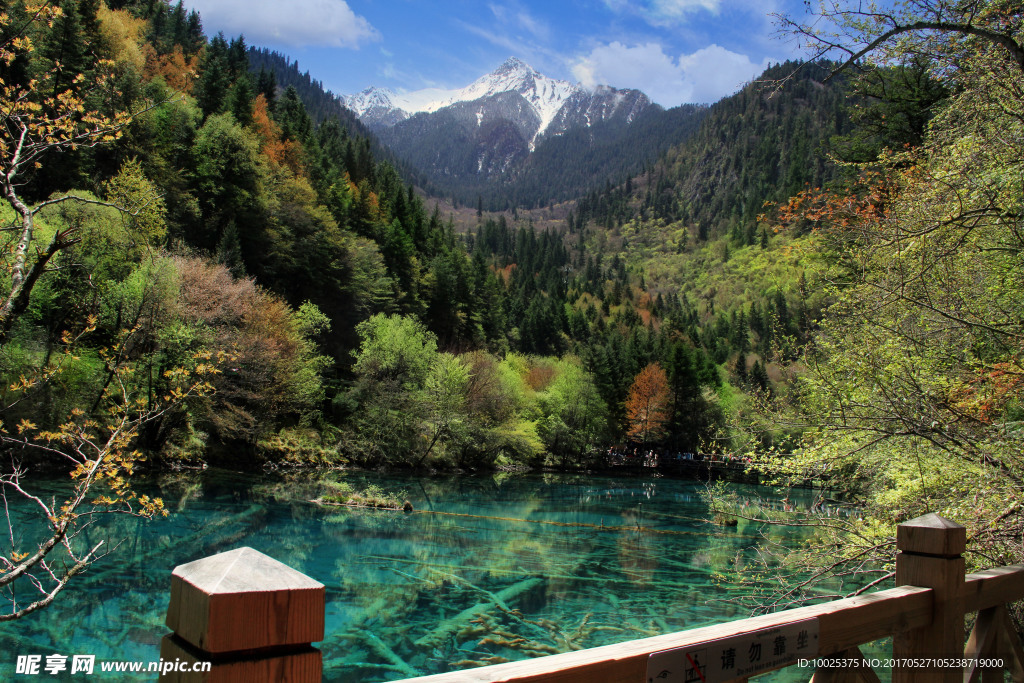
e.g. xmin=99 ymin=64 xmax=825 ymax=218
xmin=893 ymin=513 xmax=965 ymax=683
xmin=162 ymin=546 xmax=325 ymax=682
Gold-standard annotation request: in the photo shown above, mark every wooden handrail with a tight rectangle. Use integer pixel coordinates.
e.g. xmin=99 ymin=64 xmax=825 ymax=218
xmin=965 ymin=564 xmax=1024 ymax=613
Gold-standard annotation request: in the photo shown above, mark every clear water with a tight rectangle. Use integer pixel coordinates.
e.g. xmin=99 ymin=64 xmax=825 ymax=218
xmin=0 ymin=470 xmax=821 ymax=681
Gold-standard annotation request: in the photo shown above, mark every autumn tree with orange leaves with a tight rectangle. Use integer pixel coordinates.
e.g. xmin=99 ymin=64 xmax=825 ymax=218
xmin=625 ymin=363 xmax=672 ymax=445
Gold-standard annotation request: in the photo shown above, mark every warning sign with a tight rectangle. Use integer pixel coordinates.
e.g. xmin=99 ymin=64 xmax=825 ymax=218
xmin=682 ymin=648 xmax=706 ymax=682
xmin=645 ymin=618 xmax=819 ymax=683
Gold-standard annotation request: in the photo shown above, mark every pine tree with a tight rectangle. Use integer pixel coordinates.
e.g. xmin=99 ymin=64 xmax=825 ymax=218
xmin=195 ymin=33 xmax=231 ymax=118
xmin=733 ymin=354 xmax=748 ymax=385
xmin=229 ymin=77 xmax=255 ymax=127
xmin=750 ymin=359 xmax=769 ymax=392
xmin=256 ymin=66 xmax=277 ymax=107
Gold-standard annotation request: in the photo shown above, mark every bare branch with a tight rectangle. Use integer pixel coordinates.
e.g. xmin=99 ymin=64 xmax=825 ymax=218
xmin=0 ymin=541 xmax=101 ymax=622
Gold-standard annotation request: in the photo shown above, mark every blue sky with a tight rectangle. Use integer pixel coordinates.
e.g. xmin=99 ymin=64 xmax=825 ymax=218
xmin=182 ymin=0 xmax=814 ymax=107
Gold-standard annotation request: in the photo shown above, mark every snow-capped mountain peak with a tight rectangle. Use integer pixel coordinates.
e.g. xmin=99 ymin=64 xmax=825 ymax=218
xmin=343 ymin=86 xmax=408 ymax=126
xmin=343 ymin=57 xmax=654 ymax=165
xmin=344 ymin=57 xmax=586 ymax=138
xmin=345 ymin=87 xmax=390 ymax=113
xmin=458 ymin=58 xmax=580 ymax=137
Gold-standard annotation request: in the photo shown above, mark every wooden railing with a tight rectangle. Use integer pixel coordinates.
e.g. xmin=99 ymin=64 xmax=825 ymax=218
xmin=393 ymin=513 xmax=1024 ymax=683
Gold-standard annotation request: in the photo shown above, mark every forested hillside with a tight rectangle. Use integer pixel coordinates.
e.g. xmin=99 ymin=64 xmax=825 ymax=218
xmin=490 ymin=102 xmax=707 ymax=210
xmin=546 ymin=0 xmax=1024 ymax=600
xmin=750 ymin=1 xmax=1024 ymax=592
xmin=642 ymin=61 xmax=847 ymax=230
xmin=0 ymin=0 xmax=735 ymax=480
xmin=245 ymin=46 xmax=433 ymax=192
xmin=0 ymin=0 xmax=477 ymax=469
xmin=534 ymin=61 xmax=857 ymax=452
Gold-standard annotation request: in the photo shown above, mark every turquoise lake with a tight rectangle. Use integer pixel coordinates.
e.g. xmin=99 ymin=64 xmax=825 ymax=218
xmin=0 ymin=470 xmax=826 ymax=681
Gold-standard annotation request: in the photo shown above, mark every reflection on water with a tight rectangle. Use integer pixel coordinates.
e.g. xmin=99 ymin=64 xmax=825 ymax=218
xmin=0 ymin=470 xmax=816 ymax=681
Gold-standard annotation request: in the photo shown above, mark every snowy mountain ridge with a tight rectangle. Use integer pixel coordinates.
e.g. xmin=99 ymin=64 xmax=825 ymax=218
xmin=342 ymin=56 xmax=663 ymax=194
xmin=343 ymin=57 xmax=644 ymax=143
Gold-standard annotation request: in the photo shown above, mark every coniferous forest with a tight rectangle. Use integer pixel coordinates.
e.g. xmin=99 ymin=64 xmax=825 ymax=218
xmin=1 ymin=0 xmax=1023 ymax=636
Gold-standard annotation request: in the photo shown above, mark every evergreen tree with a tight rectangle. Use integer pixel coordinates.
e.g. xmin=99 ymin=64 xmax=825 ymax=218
xmin=194 ymin=33 xmax=231 ymax=118
xmin=256 ymin=66 xmax=277 ymax=107
xmin=733 ymin=354 xmax=748 ymax=385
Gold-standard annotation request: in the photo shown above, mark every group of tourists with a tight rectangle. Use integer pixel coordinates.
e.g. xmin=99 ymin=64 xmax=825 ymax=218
xmin=605 ymin=447 xmax=752 ymax=469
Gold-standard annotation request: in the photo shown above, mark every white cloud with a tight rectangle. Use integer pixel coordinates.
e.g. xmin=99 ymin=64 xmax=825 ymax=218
xmin=572 ymin=42 xmax=770 ymax=106
xmin=454 ymin=18 xmax=563 ymax=73
xmin=603 ymin=0 xmax=721 ymax=26
xmin=650 ymin=0 xmax=721 ymax=18
xmin=515 ymin=10 xmax=549 ymax=40
xmin=487 ymin=2 xmax=551 ymax=41
xmin=459 ymin=21 xmax=535 ymax=58
xmin=186 ymin=0 xmax=379 ymax=48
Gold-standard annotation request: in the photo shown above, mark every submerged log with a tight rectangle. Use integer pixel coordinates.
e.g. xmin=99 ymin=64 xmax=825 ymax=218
xmin=312 ymin=498 xmax=404 ymax=510
xmin=414 ymin=576 xmax=544 ymax=650
xmin=361 ymin=631 xmax=421 ymax=677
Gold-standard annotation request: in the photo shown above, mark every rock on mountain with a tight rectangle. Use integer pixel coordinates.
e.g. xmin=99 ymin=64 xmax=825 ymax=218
xmin=546 ymin=85 xmax=651 ymax=135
